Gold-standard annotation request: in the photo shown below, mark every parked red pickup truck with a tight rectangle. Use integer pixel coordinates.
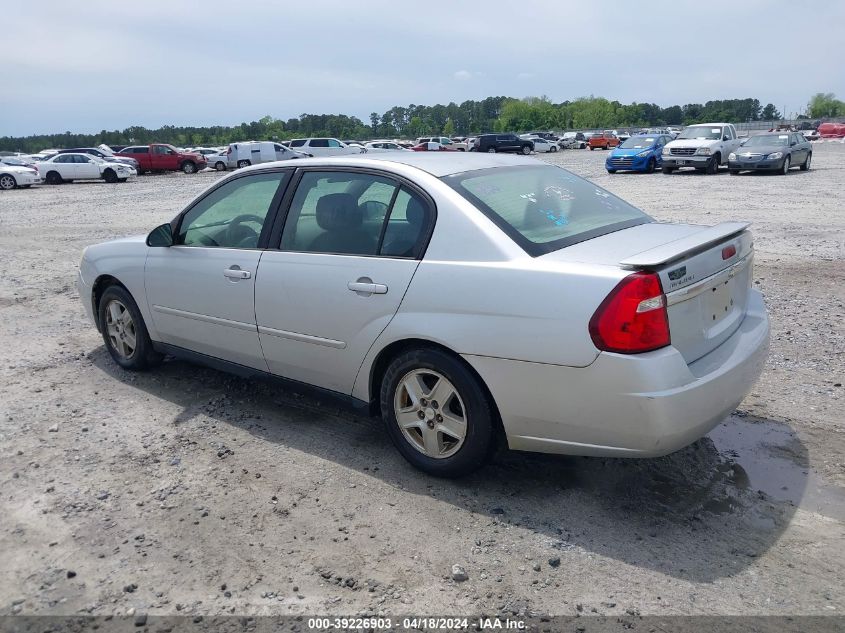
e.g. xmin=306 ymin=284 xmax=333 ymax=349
xmin=115 ymin=144 xmax=207 ymax=174
xmin=588 ymin=132 xmax=620 ymax=150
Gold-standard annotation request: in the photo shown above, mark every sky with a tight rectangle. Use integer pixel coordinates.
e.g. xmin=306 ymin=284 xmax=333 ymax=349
xmin=3 ymin=0 xmax=844 ymax=137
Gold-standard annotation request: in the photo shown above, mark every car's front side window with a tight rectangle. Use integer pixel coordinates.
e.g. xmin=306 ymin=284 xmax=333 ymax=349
xmin=177 ymin=172 xmax=288 ymax=249
xmin=281 ymin=171 xmax=401 ymax=256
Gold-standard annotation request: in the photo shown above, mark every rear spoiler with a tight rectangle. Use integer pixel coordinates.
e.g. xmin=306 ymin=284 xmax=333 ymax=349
xmin=620 ymin=222 xmax=750 ymax=269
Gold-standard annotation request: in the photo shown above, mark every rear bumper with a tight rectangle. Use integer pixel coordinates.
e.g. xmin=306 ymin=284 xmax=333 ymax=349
xmin=464 ymin=290 xmax=769 ymax=457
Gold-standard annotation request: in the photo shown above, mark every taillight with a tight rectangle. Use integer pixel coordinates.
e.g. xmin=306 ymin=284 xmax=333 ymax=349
xmin=589 ymin=272 xmax=670 ymax=354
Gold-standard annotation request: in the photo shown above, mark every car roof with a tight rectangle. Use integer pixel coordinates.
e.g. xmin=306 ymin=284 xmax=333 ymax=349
xmin=236 ymin=152 xmax=542 ymax=178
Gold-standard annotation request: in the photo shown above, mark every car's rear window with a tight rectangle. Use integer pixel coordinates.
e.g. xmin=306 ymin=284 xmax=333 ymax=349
xmin=443 ymin=165 xmax=651 ymax=256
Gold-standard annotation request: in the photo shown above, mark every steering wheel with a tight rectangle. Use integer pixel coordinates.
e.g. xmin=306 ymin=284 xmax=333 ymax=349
xmin=225 ymin=214 xmax=264 ymax=246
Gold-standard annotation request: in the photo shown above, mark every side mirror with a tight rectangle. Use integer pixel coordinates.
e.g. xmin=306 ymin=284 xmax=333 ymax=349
xmin=723 ymin=135 xmax=730 ymax=141
xmin=790 ymin=141 xmax=797 ymax=146
xmin=146 ymin=223 xmax=173 ymax=247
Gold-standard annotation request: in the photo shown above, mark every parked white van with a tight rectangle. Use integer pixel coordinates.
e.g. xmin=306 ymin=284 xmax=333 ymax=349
xmin=226 ymin=142 xmax=310 ymax=169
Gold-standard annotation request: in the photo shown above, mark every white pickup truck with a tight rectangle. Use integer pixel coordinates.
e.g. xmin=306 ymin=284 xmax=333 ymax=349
xmin=661 ymin=123 xmax=743 ymax=175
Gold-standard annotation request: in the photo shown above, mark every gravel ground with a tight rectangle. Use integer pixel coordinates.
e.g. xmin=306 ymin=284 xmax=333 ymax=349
xmin=0 ymin=143 xmax=843 ymax=621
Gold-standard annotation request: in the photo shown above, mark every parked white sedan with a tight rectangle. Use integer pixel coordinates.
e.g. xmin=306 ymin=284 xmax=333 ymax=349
xmin=0 ymin=161 xmax=42 ymax=190
xmin=529 ymin=137 xmax=557 ymax=153
xmin=41 ymin=153 xmax=135 ymax=184
xmin=78 ymin=154 xmax=769 ymax=476
xmin=288 ymin=138 xmax=365 ymax=156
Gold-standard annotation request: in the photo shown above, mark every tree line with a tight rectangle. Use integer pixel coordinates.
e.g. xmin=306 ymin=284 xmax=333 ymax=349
xmin=1 ymin=93 xmax=839 ymax=153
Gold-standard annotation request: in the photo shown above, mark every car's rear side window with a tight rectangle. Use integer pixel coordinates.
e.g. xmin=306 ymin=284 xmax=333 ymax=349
xmin=443 ymin=165 xmax=651 ymax=256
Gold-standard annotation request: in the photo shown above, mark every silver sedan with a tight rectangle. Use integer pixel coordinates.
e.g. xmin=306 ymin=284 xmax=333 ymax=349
xmin=78 ymin=154 xmax=769 ymax=476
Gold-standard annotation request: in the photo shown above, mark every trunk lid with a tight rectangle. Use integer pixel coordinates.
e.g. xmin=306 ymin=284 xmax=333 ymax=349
xmin=543 ymin=222 xmax=754 ymax=364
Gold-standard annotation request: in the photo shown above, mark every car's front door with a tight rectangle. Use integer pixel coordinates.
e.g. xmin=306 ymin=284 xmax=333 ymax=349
xmin=144 ymin=170 xmax=290 ymax=369
xmin=791 ymin=133 xmax=807 ymax=163
xmin=254 ymin=169 xmax=434 ymax=393
xmin=75 ymin=155 xmax=101 ymax=179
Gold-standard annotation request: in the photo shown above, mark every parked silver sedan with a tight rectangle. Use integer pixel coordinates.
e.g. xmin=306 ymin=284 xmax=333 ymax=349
xmin=78 ymin=154 xmax=769 ymax=476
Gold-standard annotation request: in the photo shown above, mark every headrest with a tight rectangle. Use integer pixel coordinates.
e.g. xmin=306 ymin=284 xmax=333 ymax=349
xmin=315 ymin=193 xmax=361 ymax=231
xmin=405 ymin=196 xmax=427 ymax=228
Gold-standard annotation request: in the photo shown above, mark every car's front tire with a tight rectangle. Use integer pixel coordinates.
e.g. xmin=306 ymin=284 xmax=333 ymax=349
xmin=103 ymin=168 xmax=118 ymax=183
xmin=521 ymin=145 xmax=532 ymax=155
xmin=0 ymin=174 xmax=16 ymax=190
xmin=706 ymin=154 xmax=720 ymax=175
xmin=781 ymin=155 xmax=791 ymax=174
xmin=98 ymin=285 xmax=162 ymax=371
xmin=662 ymin=166 xmax=675 ymax=174
xmin=46 ymin=171 xmax=63 ymax=185
xmin=181 ymin=161 xmax=197 ymax=174
xmin=380 ymin=348 xmax=495 ymax=477
xmin=645 ymin=157 xmax=656 ymax=174
xmin=486 ymin=147 xmax=496 ymax=153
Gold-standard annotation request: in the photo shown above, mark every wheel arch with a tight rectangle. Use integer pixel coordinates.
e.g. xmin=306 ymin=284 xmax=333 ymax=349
xmin=366 ymin=337 xmax=505 ymax=442
xmin=91 ymin=274 xmax=130 ymax=332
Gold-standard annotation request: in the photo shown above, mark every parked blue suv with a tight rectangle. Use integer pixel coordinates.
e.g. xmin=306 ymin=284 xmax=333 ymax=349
xmin=606 ymin=134 xmax=673 ymax=173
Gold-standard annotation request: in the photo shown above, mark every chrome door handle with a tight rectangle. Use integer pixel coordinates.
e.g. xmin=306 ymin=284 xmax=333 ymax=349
xmin=348 ymin=281 xmax=388 ymax=295
xmin=223 ymin=267 xmax=251 ymax=279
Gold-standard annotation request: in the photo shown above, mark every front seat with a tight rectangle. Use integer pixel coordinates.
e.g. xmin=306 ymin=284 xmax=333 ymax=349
xmin=308 ymin=193 xmax=376 ymax=255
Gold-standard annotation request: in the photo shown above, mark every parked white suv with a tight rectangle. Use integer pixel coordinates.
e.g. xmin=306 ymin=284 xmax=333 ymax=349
xmin=661 ymin=123 xmax=743 ymax=175
xmin=289 ymin=138 xmax=365 ymax=156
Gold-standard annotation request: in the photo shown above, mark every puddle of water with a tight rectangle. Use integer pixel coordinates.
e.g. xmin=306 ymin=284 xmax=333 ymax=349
xmin=709 ymin=418 xmax=845 ymax=521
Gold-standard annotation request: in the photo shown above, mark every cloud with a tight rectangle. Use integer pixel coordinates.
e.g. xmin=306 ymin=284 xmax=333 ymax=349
xmin=453 ymin=70 xmax=473 ymax=81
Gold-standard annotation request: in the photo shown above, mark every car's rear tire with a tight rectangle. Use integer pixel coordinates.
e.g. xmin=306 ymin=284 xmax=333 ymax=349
xmin=103 ymin=169 xmax=118 ymax=184
xmin=380 ymin=347 xmax=495 ymax=478
xmin=46 ymin=171 xmax=62 ymax=185
xmin=214 ymin=161 xmax=226 ymax=171
xmin=181 ymin=161 xmax=197 ymax=174
xmin=0 ymin=174 xmax=16 ymax=190
xmin=118 ymin=178 xmax=128 ymax=183
xmin=645 ymin=157 xmax=656 ymax=173
xmin=607 ymin=169 xmax=616 ymax=174
xmin=589 ymin=146 xmax=595 ymax=151
xmin=662 ymin=166 xmax=675 ymax=174
xmin=800 ymin=153 xmax=812 ymax=171
xmin=729 ymin=169 xmax=740 ymax=175
xmin=799 ymin=152 xmax=813 ymax=171
xmin=98 ymin=285 xmax=162 ymax=371
xmin=237 ymin=159 xmax=251 ymax=167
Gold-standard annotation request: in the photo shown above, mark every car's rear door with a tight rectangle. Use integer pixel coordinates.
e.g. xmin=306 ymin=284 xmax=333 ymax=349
xmin=144 ymin=170 xmax=291 ymax=370
xmin=254 ymin=168 xmax=434 ymax=393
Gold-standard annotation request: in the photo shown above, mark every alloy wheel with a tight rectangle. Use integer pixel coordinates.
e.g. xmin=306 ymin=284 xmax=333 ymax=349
xmin=782 ymin=156 xmax=790 ymax=174
xmin=0 ymin=174 xmax=15 ymax=190
xmin=393 ymin=369 xmax=467 ymax=459
xmin=104 ymin=299 xmax=137 ymax=359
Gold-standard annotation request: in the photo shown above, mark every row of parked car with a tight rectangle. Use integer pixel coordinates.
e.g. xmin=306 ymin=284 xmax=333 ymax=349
xmin=601 ymin=124 xmax=815 ymax=175
xmin=3 ymin=121 xmax=837 ymax=190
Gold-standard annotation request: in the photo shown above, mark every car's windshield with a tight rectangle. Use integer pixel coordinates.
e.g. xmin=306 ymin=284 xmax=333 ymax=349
xmin=443 ymin=165 xmax=651 ymax=256
xmin=742 ymin=134 xmax=790 ymax=147
xmin=620 ymin=136 xmax=656 ymax=149
xmin=677 ymin=126 xmax=723 ymax=140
